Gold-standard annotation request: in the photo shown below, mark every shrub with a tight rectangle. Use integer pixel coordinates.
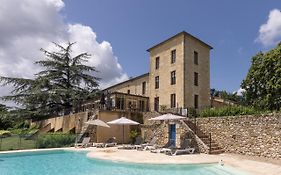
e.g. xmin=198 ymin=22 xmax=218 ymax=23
xmin=0 ymin=130 xmax=12 ymax=138
xmin=37 ymin=133 xmax=76 ymax=148
xmin=129 ymin=130 xmax=139 ymax=143
xmin=199 ymin=106 xmax=261 ymax=117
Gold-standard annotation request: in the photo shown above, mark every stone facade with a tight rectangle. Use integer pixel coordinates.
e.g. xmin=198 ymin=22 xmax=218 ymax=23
xmin=104 ymin=73 xmax=149 ymax=97
xmin=148 ymin=34 xmax=185 ymax=111
xmin=141 ymin=112 xmax=208 ymax=153
xmin=148 ymin=32 xmax=212 ymax=111
xmin=183 ymin=34 xmax=211 ymax=110
xmin=196 ymin=114 xmax=281 ymax=159
xmin=104 ymin=31 xmax=212 ymax=112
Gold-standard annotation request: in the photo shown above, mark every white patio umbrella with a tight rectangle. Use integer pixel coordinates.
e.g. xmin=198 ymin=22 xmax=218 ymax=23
xmin=107 ymin=117 xmax=140 ymax=144
xmin=149 ymin=113 xmax=186 ymax=147
xmin=149 ymin=113 xmax=187 ymax=121
xmin=85 ymin=119 xmax=110 ymax=128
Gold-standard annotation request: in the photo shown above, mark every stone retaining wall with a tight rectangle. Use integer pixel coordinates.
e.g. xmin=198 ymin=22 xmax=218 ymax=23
xmin=196 ymin=114 xmax=281 ymax=159
xmin=141 ymin=112 xmax=207 ymax=153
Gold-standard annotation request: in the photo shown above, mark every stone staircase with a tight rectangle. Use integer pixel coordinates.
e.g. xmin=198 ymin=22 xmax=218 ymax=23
xmin=76 ymin=109 xmax=99 ymax=142
xmin=184 ymin=119 xmax=224 ymax=154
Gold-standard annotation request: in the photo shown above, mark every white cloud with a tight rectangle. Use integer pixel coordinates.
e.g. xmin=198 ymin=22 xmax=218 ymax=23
xmin=256 ymin=9 xmax=281 ymax=47
xmin=0 ymin=0 xmax=128 ymax=102
xmin=234 ymin=88 xmax=246 ymax=96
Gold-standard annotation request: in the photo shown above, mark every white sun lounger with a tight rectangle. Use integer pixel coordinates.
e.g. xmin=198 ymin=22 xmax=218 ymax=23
xmin=95 ymin=137 xmax=117 ymax=148
xmin=143 ymin=145 xmax=158 ymax=150
xmin=75 ymin=137 xmax=91 ymax=148
xmin=141 ymin=137 xmax=158 ymax=150
xmin=171 ymin=148 xmax=195 ymax=156
xmin=150 ymin=148 xmax=171 ymax=154
xmin=118 ymin=136 xmax=144 ymax=150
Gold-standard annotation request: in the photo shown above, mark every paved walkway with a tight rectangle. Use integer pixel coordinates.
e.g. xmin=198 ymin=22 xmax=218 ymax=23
xmin=81 ymin=147 xmax=281 ymax=175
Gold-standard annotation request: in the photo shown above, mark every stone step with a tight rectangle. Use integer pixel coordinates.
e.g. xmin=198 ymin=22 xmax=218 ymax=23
xmin=210 ymin=149 xmax=224 ymax=154
xmin=210 ymin=146 xmax=222 ymax=150
xmin=183 ymin=120 xmax=225 ymax=155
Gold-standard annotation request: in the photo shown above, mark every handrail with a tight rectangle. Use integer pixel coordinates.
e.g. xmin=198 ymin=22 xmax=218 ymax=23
xmin=209 ymin=133 xmax=212 ymax=154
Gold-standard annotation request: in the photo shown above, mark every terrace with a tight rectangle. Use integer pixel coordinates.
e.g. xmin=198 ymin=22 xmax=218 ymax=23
xmin=81 ymin=92 xmax=149 ymax=113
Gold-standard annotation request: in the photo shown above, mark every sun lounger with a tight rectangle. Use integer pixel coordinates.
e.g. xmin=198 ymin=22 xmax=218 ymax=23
xmin=75 ymin=137 xmax=91 ymax=148
xmin=150 ymin=148 xmax=171 ymax=154
xmin=166 ymin=139 xmax=195 ymax=156
xmin=118 ymin=144 xmax=135 ymax=149
xmin=141 ymin=137 xmax=157 ymax=147
xmin=143 ymin=144 xmax=159 ymax=150
xmin=171 ymin=148 xmax=195 ymax=155
xmin=93 ymin=142 xmax=104 ymax=147
xmin=140 ymin=137 xmax=158 ymax=150
xmin=95 ymin=137 xmax=117 ymax=148
xmin=132 ymin=136 xmax=144 ymax=149
xmin=118 ymin=136 xmax=144 ymax=150
xmin=150 ymin=141 xmax=175 ymax=153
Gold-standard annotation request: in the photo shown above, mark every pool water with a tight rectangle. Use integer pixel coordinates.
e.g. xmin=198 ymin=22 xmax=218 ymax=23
xmin=0 ymin=150 xmax=248 ymax=175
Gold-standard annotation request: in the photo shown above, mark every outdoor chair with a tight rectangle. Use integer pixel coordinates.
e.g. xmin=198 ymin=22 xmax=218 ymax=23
xmin=150 ymin=141 xmax=176 ymax=154
xmin=118 ymin=136 xmax=144 ymax=149
xmin=75 ymin=137 xmax=91 ymax=148
xmin=96 ymin=137 xmax=117 ymax=148
xmin=141 ymin=137 xmax=157 ymax=150
xmin=166 ymin=139 xmax=195 ymax=156
xmin=171 ymin=148 xmax=195 ymax=155
xmin=133 ymin=136 xmax=144 ymax=149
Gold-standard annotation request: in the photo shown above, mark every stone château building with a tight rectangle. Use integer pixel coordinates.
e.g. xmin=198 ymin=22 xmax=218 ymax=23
xmin=99 ymin=31 xmax=212 ymax=113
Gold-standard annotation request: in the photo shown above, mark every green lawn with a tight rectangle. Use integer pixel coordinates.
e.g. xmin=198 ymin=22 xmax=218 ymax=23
xmin=0 ymin=136 xmax=37 ymax=151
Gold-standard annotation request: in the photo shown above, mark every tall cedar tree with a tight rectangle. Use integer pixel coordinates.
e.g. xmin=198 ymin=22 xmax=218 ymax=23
xmin=241 ymin=43 xmax=281 ymax=110
xmin=0 ymin=42 xmax=100 ymax=118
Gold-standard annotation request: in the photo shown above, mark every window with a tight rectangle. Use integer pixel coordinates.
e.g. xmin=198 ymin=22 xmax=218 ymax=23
xmin=194 ymin=95 xmax=199 ymax=109
xmin=171 ymin=71 xmax=176 ymax=85
xmin=155 ymin=57 xmax=160 ymax=69
xmin=194 ymin=51 xmax=198 ymax=65
xmin=154 ymin=97 xmax=159 ymax=111
xmin=155 ymin=76 xmax=159 ymax=89
xmin=194 ymin=72 xmax=198 ymax=86
xmin=171 ymin=49 xmax=176 ymax=63
xmin=142 ymin=81 xmax=146 ymax=95
xmin=170 ymin=94 xmax=176 ymax=108
xmin=139 ymin=100 xmax=145 ymax=111
xmin=116 ymin=97 xmax=125 ymax=110
xmin=127 ymin=90 xmax=130 ymax=94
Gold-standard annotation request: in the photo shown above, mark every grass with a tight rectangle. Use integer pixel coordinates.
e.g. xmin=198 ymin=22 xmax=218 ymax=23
xmin=0 ymin=133 xmax=76 ymax=151
xmin=37 ymin=133 xmax=76 ymax=148
xmin=0 ymin=135 xmax=37 ymax=151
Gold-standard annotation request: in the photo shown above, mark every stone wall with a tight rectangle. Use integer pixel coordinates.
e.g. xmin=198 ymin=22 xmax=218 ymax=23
xmin=196 ymin=114 xmax=281 ymax=159
xmin=31 ymin=112 xmax=89 ymax=133
xmin=141 ymin=112 xmax=206 ymax=153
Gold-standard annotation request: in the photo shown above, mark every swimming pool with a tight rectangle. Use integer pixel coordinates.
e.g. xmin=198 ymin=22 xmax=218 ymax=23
xmin=0 ymin=150 xmax=248 ymax=175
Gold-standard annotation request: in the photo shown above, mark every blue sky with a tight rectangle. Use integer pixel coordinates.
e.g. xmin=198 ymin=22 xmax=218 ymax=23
xmin=63 ymin=0 xmax=281 ymax=93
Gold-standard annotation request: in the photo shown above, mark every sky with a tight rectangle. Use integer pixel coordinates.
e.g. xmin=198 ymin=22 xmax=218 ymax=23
xmin=0 ymin=0 xmax=281 ymax=106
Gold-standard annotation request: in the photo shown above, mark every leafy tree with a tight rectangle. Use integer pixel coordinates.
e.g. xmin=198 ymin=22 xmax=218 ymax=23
xmin=210 ymin=89 xmax=245 ymax=105
xmin=0 ymin=104 xmax=13 ymax=129
xmin=0 ymin=42 xmax=100 ymax=118
xmin=241 ymin=43 xmax=281 ymax=110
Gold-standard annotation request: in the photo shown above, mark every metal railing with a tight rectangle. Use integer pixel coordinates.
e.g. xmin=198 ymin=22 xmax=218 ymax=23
xmin=209 ymin=133 xmax=212 ymax=154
